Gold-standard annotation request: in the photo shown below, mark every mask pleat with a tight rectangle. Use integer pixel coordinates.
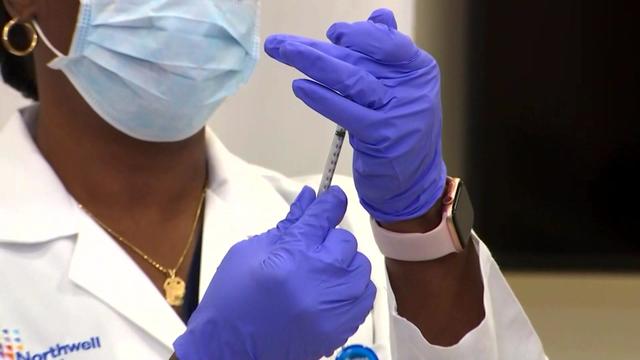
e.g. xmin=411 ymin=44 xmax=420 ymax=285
xmin=43 ymin=0 xmax=260 ymax=142
xmin=86 ymin=27 xmax=250 ymax=74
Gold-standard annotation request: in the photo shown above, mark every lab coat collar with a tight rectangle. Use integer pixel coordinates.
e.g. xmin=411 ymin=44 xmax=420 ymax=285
xmin=0 ymin=105 xmax=292 ymax=350
xmin=0 ymin=105 xmax=80 ymax=243
xmin=65 ymin=128 xmax=289 ymax=352
xmin=0 ymin=105 xmax=289 ymax=244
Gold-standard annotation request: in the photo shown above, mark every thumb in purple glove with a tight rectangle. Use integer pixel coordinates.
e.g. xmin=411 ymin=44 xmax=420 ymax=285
xmin=174 ymin=186 xmax=376 ymax=360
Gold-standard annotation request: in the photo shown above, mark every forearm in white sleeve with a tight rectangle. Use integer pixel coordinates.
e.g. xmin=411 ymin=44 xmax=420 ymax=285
xmin=387 ymin=234 xmax=548 ymax=360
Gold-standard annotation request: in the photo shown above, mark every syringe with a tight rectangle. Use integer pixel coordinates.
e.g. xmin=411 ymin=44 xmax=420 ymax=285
xmin=318 ymin=125 xmax=347 ymax=194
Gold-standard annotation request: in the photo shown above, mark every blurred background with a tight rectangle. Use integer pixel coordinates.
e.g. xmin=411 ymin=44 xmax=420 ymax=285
xmin=1 ymin=0 xmax=638 ymax=359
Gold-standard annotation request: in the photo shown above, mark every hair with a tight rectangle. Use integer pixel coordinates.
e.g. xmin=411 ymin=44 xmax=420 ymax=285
xmin=0 ymin=3 xmax=39 ymax=100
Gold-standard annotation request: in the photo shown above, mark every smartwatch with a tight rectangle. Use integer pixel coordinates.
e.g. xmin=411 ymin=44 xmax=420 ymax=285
xmin=371 ymin=177 xmax=474 ymax=261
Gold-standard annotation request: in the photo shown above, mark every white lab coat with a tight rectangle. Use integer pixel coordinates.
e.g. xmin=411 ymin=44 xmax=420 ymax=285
xmin=0 ymin=106 xmax=547 ymax=359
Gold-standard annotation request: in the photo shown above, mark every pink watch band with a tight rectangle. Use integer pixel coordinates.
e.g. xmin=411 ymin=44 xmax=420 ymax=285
xmin=370 ymin=213 xmax=457 ymax=261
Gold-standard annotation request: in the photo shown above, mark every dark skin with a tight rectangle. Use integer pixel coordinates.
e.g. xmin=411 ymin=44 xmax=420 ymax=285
xmin=5 ymin=0 xmax=484 ymax=352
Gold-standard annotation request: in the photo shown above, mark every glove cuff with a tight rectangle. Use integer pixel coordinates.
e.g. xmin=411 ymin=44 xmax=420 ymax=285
xmin=362 ymin=158 xmax=447 ymax=223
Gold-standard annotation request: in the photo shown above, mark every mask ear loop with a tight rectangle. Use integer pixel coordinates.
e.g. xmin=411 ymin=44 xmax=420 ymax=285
xmin=32 ymin=21 xmax=64 ymax=58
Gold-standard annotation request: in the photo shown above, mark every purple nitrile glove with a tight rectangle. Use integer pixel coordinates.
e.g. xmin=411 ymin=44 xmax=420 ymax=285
xmin=174 ymin=186 xmax=376 ymax=360
xmin=265 ymin=8 xmax=447 ymax=223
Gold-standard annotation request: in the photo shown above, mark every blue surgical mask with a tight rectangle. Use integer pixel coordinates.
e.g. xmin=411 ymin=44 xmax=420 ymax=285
xmin=35 ymin=0 xmax=260 ymax=142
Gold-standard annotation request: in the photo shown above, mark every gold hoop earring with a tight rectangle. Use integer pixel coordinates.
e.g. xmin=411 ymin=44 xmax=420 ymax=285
xmin=2 ymin=17 xmax=39 ymax=57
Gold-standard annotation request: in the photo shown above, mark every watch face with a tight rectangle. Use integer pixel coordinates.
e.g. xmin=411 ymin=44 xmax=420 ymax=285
xmin=452 ymin=180 xmax=474 ymax=247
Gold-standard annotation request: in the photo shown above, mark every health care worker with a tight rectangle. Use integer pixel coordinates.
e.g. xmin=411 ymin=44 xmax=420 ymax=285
xmin=0 ymin=0 xmax=546 ymax=359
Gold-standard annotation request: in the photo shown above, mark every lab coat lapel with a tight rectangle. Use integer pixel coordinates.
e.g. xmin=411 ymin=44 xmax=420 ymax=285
xmin=197 ymin=189 xmax=242 ymax=297
xmin=198 ymin=132 xmax=292 ymax=299
xmin=2 ymin=108 xmax=295 ymax=350
xmin=65 ymin=130 xmax=294 ymax=348
xmin=2 ymin=106 xmax=186 ymax=351
xmin=68 ymin=213 xmax=186 ymax=351
xmin=198 ymin=189 xmax=291 ymax=300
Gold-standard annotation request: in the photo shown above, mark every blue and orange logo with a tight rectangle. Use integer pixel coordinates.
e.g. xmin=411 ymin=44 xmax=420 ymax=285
xmin=0 ymin=329 xmax=101 ymax=360
xmin=0 ymin=329 xmax=24 ymax=360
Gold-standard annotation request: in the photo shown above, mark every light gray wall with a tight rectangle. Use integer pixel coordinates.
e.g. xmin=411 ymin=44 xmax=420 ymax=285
xmin=211 ymin=0 xmax=416 ymax=177
xmin=414 ymin=1 xmax=469 ymax=178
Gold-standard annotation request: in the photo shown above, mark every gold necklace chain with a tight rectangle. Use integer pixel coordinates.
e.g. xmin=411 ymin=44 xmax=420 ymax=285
xmin=77 ymin=187 xmax=207 ymax=306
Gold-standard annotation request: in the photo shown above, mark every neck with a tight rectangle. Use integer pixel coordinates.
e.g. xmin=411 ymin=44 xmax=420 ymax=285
xmin=34 ymin=56 xmax=208 ymax=217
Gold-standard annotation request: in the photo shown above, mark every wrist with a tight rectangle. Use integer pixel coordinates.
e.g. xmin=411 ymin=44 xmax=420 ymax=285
xmin=378 ymin=191 xmax=445 ymax=234
xmin=360 ymin=159 xmax=447 ymax=223
xmin=371 ymin=176 xmax=473 ymax=262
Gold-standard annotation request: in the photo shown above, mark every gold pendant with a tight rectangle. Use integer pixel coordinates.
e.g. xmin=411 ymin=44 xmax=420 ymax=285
xmin=163 ymin=271 xmax=186 ymax=307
